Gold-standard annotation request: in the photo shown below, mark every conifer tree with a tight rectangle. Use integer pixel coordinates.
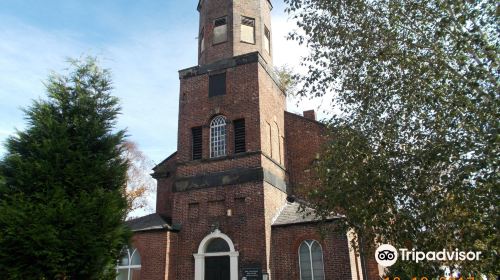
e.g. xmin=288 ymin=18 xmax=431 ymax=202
xmin=0 ymin=58 xmax=130 ymax=279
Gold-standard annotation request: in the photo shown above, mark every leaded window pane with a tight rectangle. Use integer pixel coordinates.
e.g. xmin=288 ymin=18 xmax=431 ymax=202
xmin=130 ymin=267 xmax=141 ymax=280
xmin=210 ymin=116 xmax=227 ymax=158
xmin=117 ymin=269 xmax=129 ymax=280
xmin=311 ymin=242 xmax=325 ymax=279
xmin=116 ymin=246 xmax=141 ymax=280
xmin=299 ymin=242 xmax=313 ymax=280
xmin=131 ymin=249 xmax=141 ymax=266
xmin=119 ymin=249 xmax=129 ymax=266
xmin=299 ymin=240 xmax=325 ymax=280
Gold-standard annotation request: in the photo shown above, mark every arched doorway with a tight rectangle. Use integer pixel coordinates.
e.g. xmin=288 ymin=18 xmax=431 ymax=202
xmin=194 ymin=229 xmax=239 ymax=280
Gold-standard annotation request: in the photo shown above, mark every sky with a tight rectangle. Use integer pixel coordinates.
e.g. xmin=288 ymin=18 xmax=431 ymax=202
xmin=0 ymin=0 xmax=330 ymax=215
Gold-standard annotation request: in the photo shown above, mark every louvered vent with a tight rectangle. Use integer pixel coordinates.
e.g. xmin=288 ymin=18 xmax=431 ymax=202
xmin=241 ymin=17 xmax=255 ymax=27
xmin=234 ymin=119 xmax=246 ymax=154
xmin=192 ymin=126 xmax=202 ymax=160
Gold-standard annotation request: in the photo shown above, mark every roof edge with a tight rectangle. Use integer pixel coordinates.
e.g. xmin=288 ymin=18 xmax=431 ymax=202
xmin=153 ymin=151 xmax=177 ymax=171
xmin=285 ymin=111 xmax=327 ymax=127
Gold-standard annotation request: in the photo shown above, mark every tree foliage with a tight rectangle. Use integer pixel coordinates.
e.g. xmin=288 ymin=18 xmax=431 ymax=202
xmin=275 ymin=64 xmax=299 ymax=96
xmin=285 ymin=0 xmax=499 ymax=277
xmin=122 ymin=140 xmax=156 ymax=216
xmin=0 ymin=58 xmax=130 ymax=279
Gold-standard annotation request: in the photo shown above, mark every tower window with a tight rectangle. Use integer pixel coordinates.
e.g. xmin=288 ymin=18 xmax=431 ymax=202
xmin=264 ymin=25 xmax=271 ymax=54
xmin=210 ymin=116 xmax=227 ymax=158
xmin=200 ymin=27 xmax=205 ymax=53
xmin=209 ymin=73 xmax=226 ymax=97
xmin=213 ymin=17 xmax=228 ymax=44
xmin=234 ymin=119 xmax=246 ymax=154
xmin=241 ymin=16 xmax=255 ymax=44
xmin=192 ymin=126 xmax=202 ymax=160
xmin=299 ymin=240 xmax=325 ymax=280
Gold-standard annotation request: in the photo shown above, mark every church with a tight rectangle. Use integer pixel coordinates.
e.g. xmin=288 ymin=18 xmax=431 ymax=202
xmin=119 ymin=1 xmax=380 ymax=279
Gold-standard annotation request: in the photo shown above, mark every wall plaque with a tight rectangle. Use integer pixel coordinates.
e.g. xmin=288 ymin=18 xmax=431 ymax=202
xmin=242 ymin=267 xmax=262 ymax=280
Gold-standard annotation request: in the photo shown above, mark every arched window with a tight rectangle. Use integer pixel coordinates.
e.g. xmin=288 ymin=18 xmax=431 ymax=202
xmin=210 ymin=115 xmax=227 ymax=158
xmin=117 ymin=246 xmax=141 ymax=280
xmin=299 ymin=240 xmax=325 ymax=280
xmin=206 ymin=238 xmax=230 ymax=253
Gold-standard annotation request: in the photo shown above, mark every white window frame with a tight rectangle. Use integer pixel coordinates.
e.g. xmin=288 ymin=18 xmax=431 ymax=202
xmin=210 ymin=115 xmax=227 ymax=158
xmin=116 ymin=246 xmax=141 ymax=280
xmin=298 ymin=240 xmax=325 ymax=280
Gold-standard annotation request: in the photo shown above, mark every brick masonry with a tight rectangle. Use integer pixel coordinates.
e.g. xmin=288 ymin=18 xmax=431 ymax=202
xmin=285 ymin=111 xmax=327 ymax=197
xmin=131 ymin=231 xmax=171 ymax=280
xmin=271 ymin=224 xmax=352 ymax=280
xmin=127 ymin=1 xmax=382 ymax=279
xmin=198 ymin=0 xmax=273 ymax=66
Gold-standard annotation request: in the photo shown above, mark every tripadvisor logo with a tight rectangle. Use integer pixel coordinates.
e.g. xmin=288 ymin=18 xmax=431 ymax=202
xmin=375 ymin=244 xmax=482 ymax=267
xmin=375 ymin=244 xmax=398 ymax=267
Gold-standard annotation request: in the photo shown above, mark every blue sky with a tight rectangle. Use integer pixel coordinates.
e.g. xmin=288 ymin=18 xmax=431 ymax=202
xmin=0 ymin=0 xmax=334 ymax=216
xmin=0 ymin=1 xmax=329 ymax=214
xmin=0 ymin=0 xmax=325 ymax=163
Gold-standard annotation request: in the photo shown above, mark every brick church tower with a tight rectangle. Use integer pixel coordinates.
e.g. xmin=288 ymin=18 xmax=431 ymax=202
xmin=123 ymin=1 xmax=381 ymax=280
xmin=172 ymin=0 xmax=287 ymax=278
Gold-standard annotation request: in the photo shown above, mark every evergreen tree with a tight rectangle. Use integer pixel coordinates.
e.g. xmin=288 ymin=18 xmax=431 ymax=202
xmin=0 ymin=58 xmax=130 ymax=279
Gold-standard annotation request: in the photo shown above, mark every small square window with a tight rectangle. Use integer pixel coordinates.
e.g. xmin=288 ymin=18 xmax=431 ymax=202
xmin=213 ymin=17 xmax=228 ymax=44
xmin=241 ymin=16 xmax=255 ymax=44
xmin=209 ymin=73 xmax=226 ymax=97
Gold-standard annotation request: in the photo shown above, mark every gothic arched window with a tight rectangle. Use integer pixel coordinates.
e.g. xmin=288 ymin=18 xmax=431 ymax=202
xmin=210 ymin=115 xmax=227 ymax=158
xmin=117 ymin=246 xmax=141 ymax=280
xmin=299 ymin=240 xmax=325 ymax=280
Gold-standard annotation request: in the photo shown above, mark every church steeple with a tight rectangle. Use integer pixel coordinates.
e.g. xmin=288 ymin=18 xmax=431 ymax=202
xmin=197 ymin=0 xmax=273 ymax=66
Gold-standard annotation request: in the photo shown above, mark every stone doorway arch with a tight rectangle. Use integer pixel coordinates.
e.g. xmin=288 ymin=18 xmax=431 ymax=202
xmin=194 ymin=229 xmax=239 ymax=280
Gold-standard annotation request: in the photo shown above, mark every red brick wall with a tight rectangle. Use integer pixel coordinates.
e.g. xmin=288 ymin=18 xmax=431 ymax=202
xmin=271 ymin=224 xmax=352 ymax=280
xmin=232 ymin=0 xmax=273 ymax=64
xmin=285 ymin=112 xmax=327 ymax=196
xmin=169 ymin=182 xmax=272 ymax=280
xmin=177 ymin=62 xmax=261 ymax=166
xmin=263 ymin=183 xmax=288 ymax=275
xmin=258 ymin=63 xmax=286 ymax=169
xmin=198 ymin=0 xmax=273 ymax=66
xmin=131 ymin=231 xmax=171 ymax=280
xmin=198 ymin=0 xmax=233 ymax=65
xmin=155 ymin=156 xmax=177 ymax=217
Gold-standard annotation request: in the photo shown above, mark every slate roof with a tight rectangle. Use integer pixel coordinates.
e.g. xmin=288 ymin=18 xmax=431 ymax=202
xmin=272 ymin=202 xmax=340 ymax=226
xmin=125 ymin=213 xmax=172 ymax=232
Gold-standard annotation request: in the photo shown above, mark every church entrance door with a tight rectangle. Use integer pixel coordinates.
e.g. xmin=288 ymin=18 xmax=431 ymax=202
xmin=194 ymin=230 xmax=239 ymax=280
xmin=205 ymin=256 xmax=230 ymax=280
